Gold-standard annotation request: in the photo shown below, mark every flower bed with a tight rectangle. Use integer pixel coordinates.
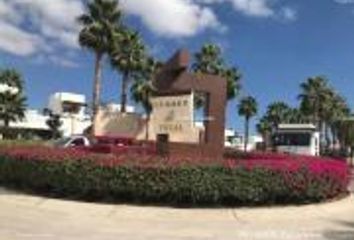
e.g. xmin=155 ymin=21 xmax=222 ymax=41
xmin=0 ymin=146 xmax=350 ymax=206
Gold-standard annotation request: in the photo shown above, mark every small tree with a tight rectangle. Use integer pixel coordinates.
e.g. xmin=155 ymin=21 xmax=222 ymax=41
xmin=131 ymin=58 xmax=161 ymax=140
xmin=238 ymin=96 xmax=258 ymax=152
xmin=256 ymin=116 xmax=272 ymax=151
xmin=265 ymin=102 xmax=292 ymax=131
xmin=46 ymin=113 xmax=63 ymax=139
xmin=110 ymin=29 xmax=146 ymax=113
xmin=0 ymin=69 xmax=27 ymax=139
xmin=193 ymin=43 xmax=242 ymax=108
xmin=78 ymin=0 xmax=122 ymax=133
xmin=336 ymin=119 xmax=354 ymax=166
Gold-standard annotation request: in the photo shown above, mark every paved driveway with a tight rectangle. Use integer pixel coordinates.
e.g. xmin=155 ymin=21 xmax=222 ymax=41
xmin=0 ymin=188 xmax=354 ymax=240
xmin=349 ymin=168 xmax=354 ymax=193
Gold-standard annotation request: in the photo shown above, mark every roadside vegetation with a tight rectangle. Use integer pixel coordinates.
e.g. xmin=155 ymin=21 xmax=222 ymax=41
xmin=0 ymin=146 xmax=349 ymax=206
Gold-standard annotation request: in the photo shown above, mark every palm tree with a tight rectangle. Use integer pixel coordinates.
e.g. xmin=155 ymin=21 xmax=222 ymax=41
xmin=222 ymin=67 xmax=242 ymax=102
xmin=298 ymin=76 xmax=346 ymax=153
xmin=0 ymin=69 xmax=27 ymax=139
xmin=0 ymin=69 xmax=24 ymax=91
xmin=298 ymin=76 xmax=330 ymax=129
xmin=336 ymin=118 xmax=354 ymax=165
xmin=238 ymin=96 xmax=258 ymax=152
xmin=110 ymin=29 xmax=146 ymax=113
xmin=321 ymin=89 xmax=336 ymax=150
xmin=325 ymin=94 xmax=350 ymax=150
xmin=77 ymin=0 xmax=122 ymax=132
xmin=193 ymin=43 xmax=225 ymax=75
xmin=0 ymin=92 xmax=26 ymax=128
xmin=0 ymin=92 xmax=26 ymax=138
xmin=266 ymin=102 xmax=292 ymax=130
xmin=131 ymin=58 xmax=161 ymax=140
xmin=284 ymin=108 xmax=308 ymax=124
xmin=256 ymin=116 xmax=272 ymax=151
xmin=193 ymin=43 xmax=242 ymax=108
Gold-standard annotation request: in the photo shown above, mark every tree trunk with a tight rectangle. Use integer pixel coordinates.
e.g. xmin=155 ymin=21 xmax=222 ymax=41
xmin=263 ymin=131 xmax=271 ymax=151
xmin=145 ymin=112 xmax=150 ymax=141
xmin=325 ymin=122 xmax=331 ymax=151
xmin=319 ymin=120 xmax=324 ymax=154
xmin=244 ymin=117 xmax=249 ymax=152
xmin=92 ymin=52 xmax=103 ymax=136
xmin=3 ymin=119 xmax=9 ymax=139
xmin=261 ymin=133 xmax=267 ymax=151
xmin=120 ymin=71 xmax=129 ymax=113
xmin=330 ymin=125 xmax=337 ymax=150
xmin=314 ymin=99 xmax=319 ymax=130
xmin=4 ymin=119 xmax=9 ymax=128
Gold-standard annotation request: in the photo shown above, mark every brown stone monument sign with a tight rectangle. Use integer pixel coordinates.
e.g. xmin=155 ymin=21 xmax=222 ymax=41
xmin=154 ymin=49 xmax=227 ymax=160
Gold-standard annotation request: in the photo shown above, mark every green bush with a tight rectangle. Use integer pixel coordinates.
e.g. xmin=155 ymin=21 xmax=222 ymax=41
xmin=0 ymin=154 xmax=349 ymax=206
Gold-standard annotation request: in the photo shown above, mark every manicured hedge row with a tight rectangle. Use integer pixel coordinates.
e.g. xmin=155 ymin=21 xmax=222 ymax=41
xmin=0 ymin=151 xmax=350 ymax=206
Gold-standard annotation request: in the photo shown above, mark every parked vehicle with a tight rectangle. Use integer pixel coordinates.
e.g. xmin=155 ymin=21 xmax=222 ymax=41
xmin=95 ymin=136 xmax=134 ymax=146
xmin=53 ymin=135 xmax=91 ymax=148
xmin=53 ymin=135 xmax=156 ymax=155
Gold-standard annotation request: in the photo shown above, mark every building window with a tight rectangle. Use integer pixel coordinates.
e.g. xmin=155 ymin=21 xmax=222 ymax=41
xmin=71 ymin=138 xmax=85 ymax=146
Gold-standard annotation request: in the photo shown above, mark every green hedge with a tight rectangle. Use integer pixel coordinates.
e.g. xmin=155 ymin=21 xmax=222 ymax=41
xmin=0 ymin=155 xmax=348 ymax=206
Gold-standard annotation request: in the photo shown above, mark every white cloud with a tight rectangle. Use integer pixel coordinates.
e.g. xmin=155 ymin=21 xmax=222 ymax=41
xmin=48 ymin=55 xmax=79 ymax=68
xmin=121 ymin=0 xmax=296 ymax=37
xmin=0 ymin=1 xmax=21 ymax=24
xmin=121 ymin=0 xmax=223 ymax=37
xmin=0 ymin=0 xmax=83 ymax=66
xmin=0 ymin=0 xmax=297 ymax=63
xmin=0 ymin=20 xmax=42 ymax=56
xmin=197 ymin=0 xmax=274 ymax=17
xmin=199 ymin=0 xmax=297 ymax=20
xmin=230 ymin=0 xmax=274 ymax=17
xmin=121 ymin=0 xmax=298 ymax=38
xmin=335 ymin=0 xmax=354 ymax=3
xmin=279 ymin=7 xmax=297 ymax=21
xmin=10 ymin=0 xmax=83 ymax=48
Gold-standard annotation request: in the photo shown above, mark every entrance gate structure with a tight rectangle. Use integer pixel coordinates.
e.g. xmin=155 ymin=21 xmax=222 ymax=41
xmin=154 ymin=50 xmax=227 ymax=160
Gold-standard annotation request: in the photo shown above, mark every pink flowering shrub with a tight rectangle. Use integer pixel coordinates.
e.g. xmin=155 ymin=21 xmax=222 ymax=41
xmin=0 ymin=145 xmax=350 ymax=206
xmin=0 ymin=145 xmax=218 ymax=167
xmin=225 ymin=155 xmax=350 ymax=200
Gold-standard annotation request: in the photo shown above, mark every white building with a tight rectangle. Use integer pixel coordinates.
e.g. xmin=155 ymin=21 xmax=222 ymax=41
xmin=47 ymin=92 xmax=91 ymax=137
xmin=48 ymin=92 xmax=87 ymax=117
xmin=10 ymin=109 xmax=49 ymax=132
xmin=4 ymin=92 xmax=139 ymax=139
xmin=1 ymin=92 xmax=91 ymax=138
xmin=275 ymin=124 xmax=320 ymax=156
xmin=225 ymin=128 xmax=237 ymax=147
xmin=103 ymin=103 xmax=135 ymax=114
xmin=193 ymin=122 xmax=257 ymax=148
xmin=231 ymin=134 xmax=263 ymax=151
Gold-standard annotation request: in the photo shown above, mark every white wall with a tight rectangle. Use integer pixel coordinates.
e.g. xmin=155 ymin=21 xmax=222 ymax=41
xmin=10 ymin=110 xmax=49 ymax=130
xmin=9 ymin=109 xmax=92 ymax=137
xmin=104 ymin=103 xmax=135 ymax=114
xmin=48 ymin=92 xmax=86 ymax=116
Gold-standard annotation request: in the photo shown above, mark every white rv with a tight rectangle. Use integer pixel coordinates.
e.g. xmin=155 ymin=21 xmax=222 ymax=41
xmin=275 ymin=124 xmax=320 ymax=156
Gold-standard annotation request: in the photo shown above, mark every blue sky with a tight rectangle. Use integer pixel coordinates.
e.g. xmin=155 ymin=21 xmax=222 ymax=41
xmin=1 ymin=0 xmax=354 ymax=133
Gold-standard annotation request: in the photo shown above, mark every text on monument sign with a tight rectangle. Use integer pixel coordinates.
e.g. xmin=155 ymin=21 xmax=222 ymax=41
xmin=151 ymin=94 xmax=194 ymax=135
